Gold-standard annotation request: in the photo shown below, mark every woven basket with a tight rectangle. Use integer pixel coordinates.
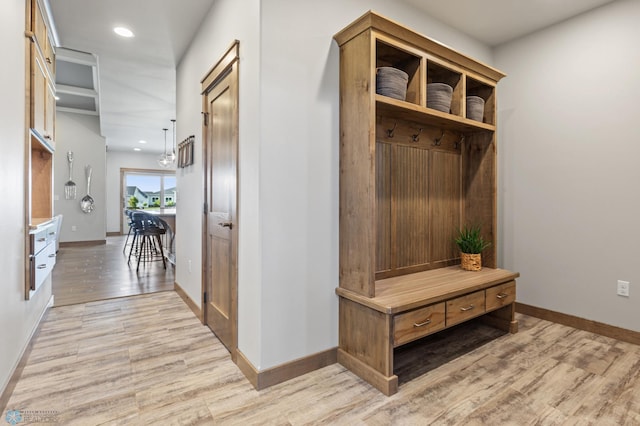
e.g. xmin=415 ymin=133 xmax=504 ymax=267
xmin=376 ymin=67 xmax=409 ymax=101
xmin=460 ymin=253 xmax=482 ymax=271
xmin=466 ymin=96 xmax=485 ymax=122
xmin=427 ymin=83 xmax=453 ymax=113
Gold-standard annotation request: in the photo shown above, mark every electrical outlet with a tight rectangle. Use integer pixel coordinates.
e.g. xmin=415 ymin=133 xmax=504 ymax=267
xmin=71 ymin=225 xmax=77 ymax=232
xmin=617 ymin=280 xmax=630 ymax=297
xmin=188 ymin=260 xmax=192 ymax=274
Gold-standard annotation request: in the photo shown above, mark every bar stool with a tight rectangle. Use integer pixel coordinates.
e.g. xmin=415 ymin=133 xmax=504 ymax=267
xmin=122 ymin=209 xmax=135 ymax=254
xmin=127 ymin=212 xmax=166 ymax=271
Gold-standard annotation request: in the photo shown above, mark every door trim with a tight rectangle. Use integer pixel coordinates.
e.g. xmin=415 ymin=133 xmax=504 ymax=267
xmin=201 ymin=40 xmax=240 ymax=357
xmin=201 ymin=41 xmax=240 ymax=90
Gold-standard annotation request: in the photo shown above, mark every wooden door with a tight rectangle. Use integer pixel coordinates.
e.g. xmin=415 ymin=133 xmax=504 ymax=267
xmin=202 ymin=42 xmax=239 ymax=355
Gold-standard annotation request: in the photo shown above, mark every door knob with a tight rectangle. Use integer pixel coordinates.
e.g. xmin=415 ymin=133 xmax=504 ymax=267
xmin=218 ymin=222 xmax=233 ymax=229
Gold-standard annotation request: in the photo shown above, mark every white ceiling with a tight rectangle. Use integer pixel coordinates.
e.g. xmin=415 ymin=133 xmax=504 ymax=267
xmin=49 ymin=0 xmax=617 ymax=153
xmin=404 ymin=0 xmax=617 ymax=46
xmin=49 ymin=0 xmax=215 ymax=154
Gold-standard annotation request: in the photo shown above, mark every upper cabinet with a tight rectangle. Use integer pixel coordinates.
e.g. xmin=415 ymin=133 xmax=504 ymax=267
xmin=27 ymin=0 xmax=56 ymax=149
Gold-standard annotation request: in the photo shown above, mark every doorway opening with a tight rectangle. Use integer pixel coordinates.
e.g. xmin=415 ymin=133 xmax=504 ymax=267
xmin=120 ymin=168 xmax=177 ymax=234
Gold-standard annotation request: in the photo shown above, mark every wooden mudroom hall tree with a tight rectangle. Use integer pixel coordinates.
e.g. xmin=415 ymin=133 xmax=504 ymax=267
xmin=334 ymin=11 xmax=519 ymax=395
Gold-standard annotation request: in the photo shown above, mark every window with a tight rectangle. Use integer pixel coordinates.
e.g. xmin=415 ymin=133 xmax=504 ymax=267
xmin=124 ymin=171 xmax=176 ymax=210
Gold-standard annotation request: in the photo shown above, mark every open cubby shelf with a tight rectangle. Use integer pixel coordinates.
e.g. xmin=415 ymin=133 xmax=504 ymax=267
xmin=376 ymin=95 xmax=495 ymax=132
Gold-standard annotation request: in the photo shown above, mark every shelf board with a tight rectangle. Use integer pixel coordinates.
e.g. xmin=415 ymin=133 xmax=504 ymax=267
xmin=30 ymin=217 xmax=54 ymax=230
xmin=30 ymin=128 xmax=55 ymax=153
xmin=376 ymin=95 xmax=495 ymax=133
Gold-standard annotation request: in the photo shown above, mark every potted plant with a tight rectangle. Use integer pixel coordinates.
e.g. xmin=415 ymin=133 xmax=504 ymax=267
xmin=455 ymin=225 xmax=491 ymax=271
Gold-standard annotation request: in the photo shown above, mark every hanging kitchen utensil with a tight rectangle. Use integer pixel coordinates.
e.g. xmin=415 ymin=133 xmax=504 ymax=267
xmin=80 ymin=165 xmax=95 ymax=213
xmin=64 ymin=151 xmax=77 ymax=200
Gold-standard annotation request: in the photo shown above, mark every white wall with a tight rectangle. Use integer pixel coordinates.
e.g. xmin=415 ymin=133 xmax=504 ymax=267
xmin=257 ymin=0 xmax=493 ymax=370
xmin=0 ymin=0 xmax=53 ymax=395
xmin=176 ymin=0 xmax=262 ymax=366
xmin=495 ymin=0 xmax=639 ymax=331
xmin=176 ymin=0 xmax=494 ymax=371
xmin=53 ymin=112 xmax=106 ymax=242
xmin=105 ymin=150 xmax=170 ymax=234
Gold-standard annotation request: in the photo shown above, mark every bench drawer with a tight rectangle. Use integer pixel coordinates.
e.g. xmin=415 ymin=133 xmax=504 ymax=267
xmin=486 ymin=281 xmax=516 ymax=311
xmin=393 ymin=303 xmax=445 ymax=347
xmin=446 ymin=290 xmax=485 ymax=326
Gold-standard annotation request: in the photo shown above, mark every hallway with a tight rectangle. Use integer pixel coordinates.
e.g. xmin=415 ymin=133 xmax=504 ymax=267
xmin=52 ymin=235 xmax=174 ymax=306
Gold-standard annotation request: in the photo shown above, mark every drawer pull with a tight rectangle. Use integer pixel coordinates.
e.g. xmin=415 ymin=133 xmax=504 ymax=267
xmin=49 ymin=232 xmax=56 ymax=236
xmin=37 ymin=264 xmax=47 ymax=269
xmin=38 ymin=238 xmax=46 ymax=242
xmin=413 ymin=319 xmax=432 ymax=327
xmin=496 ymin=293 xmax=508 ymax=299
xmin=460 ymin=304 xmax=475 ymax=312
xmin=48 ymin=253 xmax=56 ymax=258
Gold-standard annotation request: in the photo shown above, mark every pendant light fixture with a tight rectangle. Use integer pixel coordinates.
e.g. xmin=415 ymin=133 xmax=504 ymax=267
xmin=166 ymin=119 xmax=177 ymax=165
xmin=157 ymin=128 xmax=171 ymax=168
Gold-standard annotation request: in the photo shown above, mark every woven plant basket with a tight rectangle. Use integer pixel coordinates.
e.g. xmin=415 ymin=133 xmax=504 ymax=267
xmin=460 ymin=253 xmax=482 ymax=271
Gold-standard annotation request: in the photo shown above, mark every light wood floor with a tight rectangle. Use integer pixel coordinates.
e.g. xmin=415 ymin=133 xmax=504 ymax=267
xmin=52 ymin=235 xmax=174 ymax=306
xmin=5 ymin=291 xmax=640 ymax=425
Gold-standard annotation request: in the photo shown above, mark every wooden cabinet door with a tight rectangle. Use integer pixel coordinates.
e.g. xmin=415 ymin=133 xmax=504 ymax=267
xmin=45 ymin=81 xmax=56 ymax=145
xmin=44 ymin=36 xmax=55 ymax=76
xmin=32 ymin=50 xmax=47 ymax=140
xmin=32 ymin=0 xmax=46 ymax=48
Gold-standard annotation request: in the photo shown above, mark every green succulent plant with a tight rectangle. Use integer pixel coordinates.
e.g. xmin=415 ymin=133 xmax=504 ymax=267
xmin=455 ymin=225 xmax=491 ymax=254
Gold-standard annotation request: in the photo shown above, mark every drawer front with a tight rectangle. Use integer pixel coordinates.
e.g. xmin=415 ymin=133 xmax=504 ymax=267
xmin=30 ymin=223 xmax=56 ymax=255
xmin=393 ymin=303 xmax=445 ymax=347
xmin=446 ymin=290 xmax=486 ymax=326
xmin=30 ymin=227 xmax=49 ymax=255
xmin=31 ymin=242 xmax=55 ymax=291
xmin=45 ymin=223 xmax=57 ymax=245
xmin=486 ymin=281 xmax=516 ymax=311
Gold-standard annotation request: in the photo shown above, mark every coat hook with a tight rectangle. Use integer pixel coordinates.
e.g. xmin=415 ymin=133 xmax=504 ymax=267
xmin=433 ymin=130 xmax=444 ymax=146
xmin=412 ymin=128 xmax=423 ymax=142
xmin=454 ymin=134 xmax=465 ymax=150
xmin=387 ymin=122 xmax=397 ymax=138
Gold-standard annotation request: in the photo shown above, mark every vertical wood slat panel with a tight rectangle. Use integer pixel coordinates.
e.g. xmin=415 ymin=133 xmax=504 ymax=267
xmin=430 ymin=150 xmax=461 ymax=262
xmin=376 ymin=142 xmax=392 ymax=273
xmin=463 ymin=132 xmax=496 ymax=268
xmin=395 ymin=146 xmax=429 ymax=268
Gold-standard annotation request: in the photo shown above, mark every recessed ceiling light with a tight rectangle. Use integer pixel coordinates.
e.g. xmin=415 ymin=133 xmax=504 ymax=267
xmin=114 ymin=27 xmax=134 ymax=38
xmin=133 ymin=147 xmax=141 ymax=151
xmin=138 ymin=140 xmax=147 ymax=144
